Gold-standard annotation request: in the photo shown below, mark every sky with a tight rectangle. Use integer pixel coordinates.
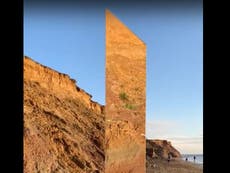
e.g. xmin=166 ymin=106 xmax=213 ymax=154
xmin=24 ymin=0 xmax=203 ymax=154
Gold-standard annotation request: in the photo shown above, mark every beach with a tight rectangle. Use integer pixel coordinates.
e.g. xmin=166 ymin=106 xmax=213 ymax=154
xmin=147 ymin=157 xmax=203 ymax=173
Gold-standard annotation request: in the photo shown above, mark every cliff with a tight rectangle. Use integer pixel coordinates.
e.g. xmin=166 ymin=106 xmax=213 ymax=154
xmin=146 ymin=140 xmax=202 ymax=173
xmin=23 ymin=56 xmax=182 ymax=173
xmin=146 ymin=139 xmax=181 ymax=159
xmin=24 ymin=56 xmax=104 ymax=114
xmin=24 ymin=56 xmax=105 ymax=173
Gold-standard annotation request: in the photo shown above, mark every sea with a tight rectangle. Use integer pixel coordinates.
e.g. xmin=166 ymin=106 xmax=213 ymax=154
xmin=182 ymin=154 xmax=203 ymax=165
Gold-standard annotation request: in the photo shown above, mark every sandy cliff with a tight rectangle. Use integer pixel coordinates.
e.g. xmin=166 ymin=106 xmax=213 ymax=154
xmin=24 ymin=56 xmax=104 ymax=173
xmin=24 ymin=56 xmax=184 ymax=173
xmin=146 ymin=139 xmax=181 ymax=159
xmin=24 ymin=56 xmax=103 ymax=114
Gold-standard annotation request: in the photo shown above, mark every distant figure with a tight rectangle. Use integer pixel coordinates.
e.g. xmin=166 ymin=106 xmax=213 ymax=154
xmin=185 ymin=157 xmax=188 ymax=162
xmin=193 ymin=156 xmax=196 ymax=162
xmin=167 ymin=154 xmax=171 ymax=163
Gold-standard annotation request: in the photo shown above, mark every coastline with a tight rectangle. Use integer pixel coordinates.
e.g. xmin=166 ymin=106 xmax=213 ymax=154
xmin=147 ymin=157 xmax=203 ymax=173
xmin=182 ymin=154 xmax=203 ymax=165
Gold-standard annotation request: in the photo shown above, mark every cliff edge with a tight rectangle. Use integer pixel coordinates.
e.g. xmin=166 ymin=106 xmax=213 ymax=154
xmin=24 ymin=56 xmax=105 ymax=173
xmin=146 ymin=139 xmax=181 ymax=159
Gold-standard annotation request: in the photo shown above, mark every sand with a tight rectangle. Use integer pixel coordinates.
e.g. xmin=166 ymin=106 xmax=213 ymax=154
xmin=147 ymin=157 xmax=203 ymax=173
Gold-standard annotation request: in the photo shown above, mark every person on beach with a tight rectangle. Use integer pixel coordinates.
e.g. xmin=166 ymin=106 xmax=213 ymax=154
xmin=193 ymin=156 xmax=196 ymax=162
xmin=185 ymin=157 xmax=188 ymax=162
xmin=167 ymin=154 xmax=171 ymax=163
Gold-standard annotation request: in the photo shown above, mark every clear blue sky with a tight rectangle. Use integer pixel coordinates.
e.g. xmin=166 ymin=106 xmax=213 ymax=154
xmin=24 ymin=0 xmax=203 ymax=154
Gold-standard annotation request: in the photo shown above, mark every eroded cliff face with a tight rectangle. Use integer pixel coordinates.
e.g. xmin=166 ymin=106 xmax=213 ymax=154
xmin=146 ymin=139 xmax=181 ymax=171
xmin=23 ymin=56 xmax=182 ymax=173
xmin=146 ymin=139 xmax=181 ymax=159
xmin=23 ymin=56 xmax=105 ymax=173
xmin=24 ymin=56 xmax=103 ymax=114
